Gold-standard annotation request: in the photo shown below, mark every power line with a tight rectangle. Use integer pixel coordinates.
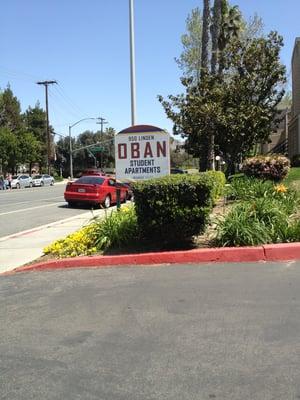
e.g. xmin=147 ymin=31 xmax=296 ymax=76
xmin=0 ymin=65 xmax=42 ymax=83
xmin=48 ymin=87 xmax=80 ymax=119
xmin=56 ymin=84 xmax=88 ymax=117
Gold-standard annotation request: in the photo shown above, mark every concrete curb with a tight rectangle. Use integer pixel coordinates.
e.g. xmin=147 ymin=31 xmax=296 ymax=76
xmin=7 ymin=242 xmax=300 ymax=274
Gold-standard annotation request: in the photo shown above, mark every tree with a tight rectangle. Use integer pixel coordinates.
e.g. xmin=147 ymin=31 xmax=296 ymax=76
xmin=0 ymin=86 xmax=23 ymax=132
xmin=18 ymin=132 xmax=41 ymax=174
xmin=24 ymin=103 xmax=47 ymax=168
xmin=0 ymin=127 xmax=18 ymax=172
xmin=0 ymin=87 xmax=26 ymax=172
xmin=159 ymin=32 xmax=286 ymax=175
xmin=211 ymin=0 xmax=222 ymax=75
xmin=201 ymin=0 xmax=210 ymax=78
xmin=176 ymin=2 xmax=261 ymax=81
xmin=55 ymin=127 xmax=116 ymax=176
xmin=218 ymin=2 xmax=242 ymax=75
xmin=175 ymin=8 xmax=203 ymax=82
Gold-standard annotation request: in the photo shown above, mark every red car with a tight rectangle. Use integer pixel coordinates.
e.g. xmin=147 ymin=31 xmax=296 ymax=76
xmin=64 ymin=176 xmax=129 ymax=208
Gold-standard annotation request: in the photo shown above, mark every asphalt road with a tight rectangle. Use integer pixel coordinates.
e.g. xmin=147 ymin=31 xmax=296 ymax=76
xmin=1 ymin=262 xmax=300 ymax=400
xmin=0 ymin=184 xmax=95 ymax=238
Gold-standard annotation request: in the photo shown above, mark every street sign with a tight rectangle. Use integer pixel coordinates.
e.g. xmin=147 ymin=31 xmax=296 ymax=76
xmin=90 ymin=146 xmax=103 ymax=154
xmin=115 ymin=125 xmax=170 ymax=180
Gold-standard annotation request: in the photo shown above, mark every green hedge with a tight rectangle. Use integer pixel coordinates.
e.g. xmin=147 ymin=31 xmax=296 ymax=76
xmin=133 ymin=172 xmax=225 ymax=243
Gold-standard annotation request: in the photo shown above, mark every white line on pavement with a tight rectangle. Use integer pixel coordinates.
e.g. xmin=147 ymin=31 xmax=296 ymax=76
xmin=0 ymin=196 xmax=63 ymax=207
xmin=0 ymin=202 xmax=64 ymax=216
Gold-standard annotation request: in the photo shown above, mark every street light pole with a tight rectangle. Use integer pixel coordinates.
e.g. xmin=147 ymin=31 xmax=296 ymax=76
xmin=69 ymin=125 xmax=73 ymax=179
xmin=68 ymin=117 xmax=106 ymax=179
xmin=129 ymin=0 xmax=137 ymax=126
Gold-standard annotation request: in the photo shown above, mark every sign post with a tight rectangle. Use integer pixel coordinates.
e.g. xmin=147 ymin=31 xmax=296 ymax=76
xmin=115 ymin=125 xmax=170 ymax=181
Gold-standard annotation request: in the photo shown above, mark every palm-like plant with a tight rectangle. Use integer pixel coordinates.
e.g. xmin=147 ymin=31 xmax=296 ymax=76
xmin=219 ymin=4 xmax=242 ymax=51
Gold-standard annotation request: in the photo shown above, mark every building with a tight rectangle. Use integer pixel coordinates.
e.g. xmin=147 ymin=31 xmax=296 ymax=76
xmin=288 ymin=37 xmax=300 ymax=159
xmin=261 ymin=106 xmax=290 ymax=155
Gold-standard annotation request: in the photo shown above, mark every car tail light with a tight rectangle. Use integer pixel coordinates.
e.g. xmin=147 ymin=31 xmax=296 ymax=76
xmin=88 ymin=184 xmax=98 ymax=193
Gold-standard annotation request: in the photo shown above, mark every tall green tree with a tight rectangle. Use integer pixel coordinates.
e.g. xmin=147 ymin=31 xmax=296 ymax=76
xmin=0 ymin=88 xmax=47 ymax=173
xmin=176 ymin=8 xmax=203 ymax=82
xmin=0 ymin=87 xmax=26 ymax=172
xmin=18 ymin=132 xmax=41 ymax=174
xmin=0 ymin=127 xmax=18 ymax=172
xmin=159 ymin=32 xmax=286 ymax=175
xmin=24 ymin=102 xmax=47 ymax=168
xmin=177 ymin=2 xmax=260 ymax=81
xmin=0 ymin=86 xmax=23 ymax=132
xmin=201 ymin=0 xmax=210 ymax=78
xmin=211 ymin=0 xmax=222 ymax=75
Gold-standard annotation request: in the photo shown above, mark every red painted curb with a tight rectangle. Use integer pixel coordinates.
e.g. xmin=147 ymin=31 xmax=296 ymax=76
xmin=8 ymin=243 xmax=300 ymax=274
xmin=263 ymin=243 xmax=300 ymax=261
xmin=11 ymin=246 xmax=266 ymax=273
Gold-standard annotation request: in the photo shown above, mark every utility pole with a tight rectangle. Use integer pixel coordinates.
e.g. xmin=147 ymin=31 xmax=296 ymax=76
xmin=36 ymin=80 xmax=57 ymax=173
xmin=98 ymin=117 xmax=108 ymax=134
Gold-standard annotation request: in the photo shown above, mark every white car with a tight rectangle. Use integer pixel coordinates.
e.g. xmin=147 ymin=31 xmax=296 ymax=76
xmin=11 ymin=174 xmax=33 ymax=189
xmin=32 ymin=174 xmax=55 ymax=187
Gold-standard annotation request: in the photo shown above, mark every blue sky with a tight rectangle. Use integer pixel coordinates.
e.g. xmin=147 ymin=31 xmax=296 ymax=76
xmin=0 ymin=0 xmax=298 ymax=138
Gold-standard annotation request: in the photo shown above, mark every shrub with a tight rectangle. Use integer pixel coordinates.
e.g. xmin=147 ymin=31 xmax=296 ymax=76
xmin=242 ymin=155 xmax=290 ymax=181
xmin=133 ymin=173 xmax=224 ymax=243
xmin=93 ymin=205 xmax=138 ymax=251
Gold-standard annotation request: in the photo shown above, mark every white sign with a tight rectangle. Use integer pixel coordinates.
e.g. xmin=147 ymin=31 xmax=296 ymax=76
xmin=115 ymin=130 xmax=170 ymax=180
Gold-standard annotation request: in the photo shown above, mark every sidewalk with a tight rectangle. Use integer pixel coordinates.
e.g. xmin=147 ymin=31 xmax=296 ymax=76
xmin=0 ymin=207 xmax=109 ymax=274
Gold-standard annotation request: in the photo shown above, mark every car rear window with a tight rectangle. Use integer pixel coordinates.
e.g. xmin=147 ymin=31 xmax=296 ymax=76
xmin=76 ymin=176 xmax=105 ymax=185
xmin=34 ymin=175 xmax=42 ymax=179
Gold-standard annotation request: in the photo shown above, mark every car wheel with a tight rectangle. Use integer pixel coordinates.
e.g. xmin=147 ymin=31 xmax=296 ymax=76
xmin=103 ymin=195 xmax=111 ymax=208
xmin=16 ymin=183 xmax=20 ymax=189
xmin=50 ymin=180 xmax=54 ymax=186
xmin=29 ymin=182 xmax=33 ymax=188
xmin=40 ymin=181 xmax=44 ymax=187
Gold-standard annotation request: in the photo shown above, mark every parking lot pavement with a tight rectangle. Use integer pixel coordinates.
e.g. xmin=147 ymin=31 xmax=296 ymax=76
xmin=1 ymin=262 xmax=300 ymax=400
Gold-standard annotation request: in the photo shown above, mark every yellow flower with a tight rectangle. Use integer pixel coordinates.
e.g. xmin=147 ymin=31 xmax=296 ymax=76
xmin=275 ymin=184 xmax=287 ymax=193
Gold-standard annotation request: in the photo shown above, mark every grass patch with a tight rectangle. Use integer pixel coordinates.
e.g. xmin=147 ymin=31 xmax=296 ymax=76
xmin=284 ymin=167 xmax=300 ymax=190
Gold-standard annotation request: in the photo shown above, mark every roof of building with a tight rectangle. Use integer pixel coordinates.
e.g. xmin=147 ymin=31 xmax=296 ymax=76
xmin=118 ymin=125 xmax=165 ymax=134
